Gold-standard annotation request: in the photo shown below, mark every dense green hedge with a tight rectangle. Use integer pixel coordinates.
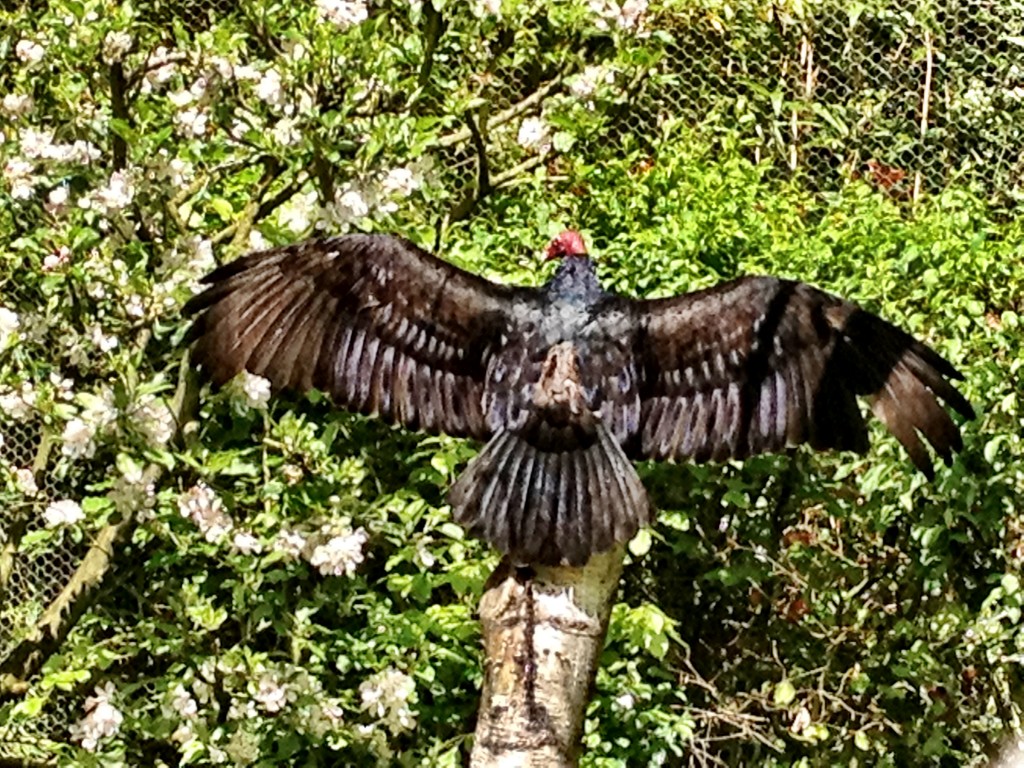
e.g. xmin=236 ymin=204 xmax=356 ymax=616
xmin=1 ymin=1 xmax=1022 ymax=765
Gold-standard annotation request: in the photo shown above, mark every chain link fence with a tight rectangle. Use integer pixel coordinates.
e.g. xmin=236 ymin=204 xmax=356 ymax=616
xmin=2 ymin=0 xmax=1022 ymax=761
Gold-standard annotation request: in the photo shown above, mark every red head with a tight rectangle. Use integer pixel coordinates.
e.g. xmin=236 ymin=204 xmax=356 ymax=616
xmin=545 ymin=230 xmax=588 ymax=260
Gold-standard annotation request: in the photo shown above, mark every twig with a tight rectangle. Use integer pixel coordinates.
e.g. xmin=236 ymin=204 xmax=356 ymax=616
xmin=437 ymin=76 xmax=564 ymax=149
xmin=915 ymin=29 xmax=933 ymax=203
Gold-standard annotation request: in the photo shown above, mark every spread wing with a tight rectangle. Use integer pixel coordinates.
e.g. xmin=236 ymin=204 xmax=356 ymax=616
xmin=631 ymin=276 xmax=974 ymax=476
xmin=184 ymin=234 xmax=533 ymax=439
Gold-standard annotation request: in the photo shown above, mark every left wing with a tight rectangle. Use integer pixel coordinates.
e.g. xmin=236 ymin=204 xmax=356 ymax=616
xmin=184 ymin=234 xmax=537 ymax=439
xmin=628 ymin=276 xmax=974 ymax=475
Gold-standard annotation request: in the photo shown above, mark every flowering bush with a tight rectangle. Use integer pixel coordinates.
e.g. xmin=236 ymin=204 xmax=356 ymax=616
xmin=1 ymin=0 xmax=1022 ymax=766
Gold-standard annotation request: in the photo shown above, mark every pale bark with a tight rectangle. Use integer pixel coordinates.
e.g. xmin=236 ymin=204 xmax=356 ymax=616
xmin=470 ymin=546 xmax=625 ymax=768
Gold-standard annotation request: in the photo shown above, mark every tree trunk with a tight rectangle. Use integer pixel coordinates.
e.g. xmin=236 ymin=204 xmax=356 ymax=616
xmin=470 ymin=546 xmax=625 ymax=768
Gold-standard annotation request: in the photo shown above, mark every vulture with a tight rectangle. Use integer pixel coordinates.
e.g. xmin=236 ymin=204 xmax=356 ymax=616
xmin=184 ymin=230 xmax=974 ymax=566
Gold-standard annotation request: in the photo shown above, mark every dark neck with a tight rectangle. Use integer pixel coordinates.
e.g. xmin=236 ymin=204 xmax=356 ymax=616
xmin=548 ymin=254 xmax=603 ymax=300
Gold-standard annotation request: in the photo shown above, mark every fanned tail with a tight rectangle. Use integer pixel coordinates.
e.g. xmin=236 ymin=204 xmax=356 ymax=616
xmin=449 ymin=424 xmax=651 ymax=566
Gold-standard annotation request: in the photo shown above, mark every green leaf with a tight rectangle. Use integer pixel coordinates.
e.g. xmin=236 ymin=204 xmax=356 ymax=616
xmin=773 ymin=679 xmax=797 ymax=707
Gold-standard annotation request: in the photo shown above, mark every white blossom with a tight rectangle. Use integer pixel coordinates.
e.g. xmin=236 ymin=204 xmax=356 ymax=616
xmin=248 ymin=229 xmax=269 ymax=251
xmin=168 ymin=88 xmax=194 ymax=108
xmin=253 ymin=673 xmax=290 ymax=713
xmin=256 ymin=68 xmax=285 ymax=106
xmin=0 ymin=307 xmax=19 ymax=347
xmin=273 ymin=528 xmax=307 ymax=558
xmin=14 ymin=468 xmax=37 ymax=495
xmin=278 ymin=189 xmax=320 ymax=234
xmin=90 ymin=323 xmax=119 ymax=353
xmin=142 ymin=46 xmax=178 ymax=91
xmin=230 ymin=371 xmax=271 ymax=410
xmin=359 ymin=668 xmax=416 ymax=734
xmin=473 ymin=0 xmax=501 ymax=16
xmin=62 ymin=417 xmax=97 ymax=460
xmin=132 ymin=393 xmax=176 ymax=446
xmin=0 ymin=383 xmax=36 ymax=420
xmin=381 ymin=167 xmax=419 ymax=198
xmin=329 ymin=183 xmax=370 ymax=224
xmin=175 ymin=106 xmax=209 ymax=137
xmin=614 ymin=692 xmax=635 ymax=710
xmin=15 ymin=39 xmax=45 ymax=65
xmin=102 ymin=30 xmax=133 ymax=63
xmin=94 ymin=171 xmax=134 ymax=213
xmin=43 ymin=499 xmax=85 ymax=527
xmin=1 ymin=93 xmax=34 ymax=117
xmin=588 ymin=0 xmax=648 ymax=31
xmin=170 ymin=684 xmax=198 ymax=719
xmin=44 ymin=186 xmax=70 ymax=216
xmin=232 ymin=530 xmax=263 ymax=555
xmin=569 ymin=65 xmax=615 ymax=102
xmin=19 ymin=128 xmax=55 ymax=159
xmin=70 ymin=682 xmax=123 ymax=752
xmin=316 ymin=0 xmax=369 ymax=28
xmin=271 ymin=117 xmax=301 ymax=146
xmin=517 ymin=116 xmax=550 ymax=151
xmin=178 ymin=482 xmax=234 ymax=543
xmin=108 ymin=464 xmax=156 ymax=516
xmin=4 ymin=159 xmax=35 ymax=199
xmin=307 ymin=527 xmax=368 ymax=577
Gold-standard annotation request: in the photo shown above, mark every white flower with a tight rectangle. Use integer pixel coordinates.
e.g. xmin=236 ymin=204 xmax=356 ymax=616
xmin=569 ymin=65 xmax=615 ymax=102
xmin=70 ymin=683 xmax=123 ymax=752
xmin=331 ymin=184 xmax=370 ymax=223
xmin=14 ymin=468 xmax=37 ymax=495
xmin=19 ymin=128 xmax=54 ymax=159
xmin=43 ymin=499 xmax=85 ymax=527
xmin=614 ymin=692 xmax=635 ymax=710
xmin=0 ymin=383 xmax=36 ymax=420
xmin=271 ymin=117 xmax=301 ymax=146
xmin=90 ymin=324 xmax=119 ymax=352
xmin=102 ymin=30 xmax=133 ymax=63
xmin=142 ymin=46 xmax=177 ymax=91
xmin=256 ymin=68 xmax=285 ymax=105
xmin=178 ymin=482 xmax=234 ymax=543
xmin=175 ymin=106 xmax=208 ymax=137
xmin=253 ymin=674 xmax=289 ymax=713
xmin=1 ymin=93 xmax=33 ymax=117
xmin=359 ymin=668 xmax=416 ymax=734
xmin=94 ymin=171 xmax=134 ymax=213
xmin=62 ymin=417 xmax=97 ymax=460
xmin=278 ymin=189 xmax=320 ymax=234
xmin=170 ymin=684 xmax=198 ymax=719
xmin=4 ymin=159 xmax=35 ymax=200
xmin=517 ymin=116 xmax=550 ymax=151
xmin=132 ymin=393 xmax=176 ymax=446
xmin=44 ymin=186 xmax=70 ymax=216
xmin=273 ymin=528 xmax=307 ymax=558
xmin=168 ymin=89 xmax=194 ymax=108
xmin=0 ymin=307 xmax=19 ymax=347
xmin=381 ymin=167 xmax=419 ymax=198
xmin=248 ymin=229 xmax=269 ymax=251
xmin=232 ymin=530 xmax=263 ymax=555
xmin=316 ymin=0 xmax=369 ymax=28
xmin=307 ymin=528 xmax=368 ymax=577
xmin=231 ymin=371 xmax=271 ymax=410
xmin=473 ymin=0 xmax=501 ymax=16
xmin=588 ymin=0 xmax=648 ymax=31
xmin=15 ymin=39 xmax=45 ymax=65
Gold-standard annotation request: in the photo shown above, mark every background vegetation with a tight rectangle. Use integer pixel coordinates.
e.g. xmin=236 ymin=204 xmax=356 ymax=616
xmin=1 ymin=0 xmax=1022 ymax=765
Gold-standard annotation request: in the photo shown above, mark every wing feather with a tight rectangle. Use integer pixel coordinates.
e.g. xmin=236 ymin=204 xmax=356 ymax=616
xmin=628 ymin=276 xmax=973 ymax=474
xmin=186 ymin=234 xmax=536 ymax=439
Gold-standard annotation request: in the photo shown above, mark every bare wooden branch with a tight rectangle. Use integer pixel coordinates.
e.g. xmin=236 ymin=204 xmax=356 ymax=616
xmin=470 ymin=547 xmax=625 ymax=768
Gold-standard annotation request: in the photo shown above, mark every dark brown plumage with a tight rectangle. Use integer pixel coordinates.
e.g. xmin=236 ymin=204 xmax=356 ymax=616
xmin=184 ymin=231 xmax=974 ymax=566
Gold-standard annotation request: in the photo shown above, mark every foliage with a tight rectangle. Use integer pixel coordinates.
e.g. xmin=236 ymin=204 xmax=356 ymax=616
xmin=1 ymin=0 xmax=1022 ymax=765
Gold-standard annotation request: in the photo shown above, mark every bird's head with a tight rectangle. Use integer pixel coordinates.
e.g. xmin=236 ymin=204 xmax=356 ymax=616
xmin=545 ymin=230 xmax=588 ymax=261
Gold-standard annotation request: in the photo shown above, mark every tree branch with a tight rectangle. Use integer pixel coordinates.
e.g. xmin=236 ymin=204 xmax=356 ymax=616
xmin=470 ymin=547 xmax=625 ymax=767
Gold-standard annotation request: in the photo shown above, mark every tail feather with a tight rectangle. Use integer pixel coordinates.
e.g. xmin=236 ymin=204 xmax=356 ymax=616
xmin=449 ymin=424 xmax=651 ymax=566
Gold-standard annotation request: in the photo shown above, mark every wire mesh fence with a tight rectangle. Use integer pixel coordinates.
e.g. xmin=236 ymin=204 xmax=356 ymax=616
xmin=1 ymin=0 xmax=1022 ymax=761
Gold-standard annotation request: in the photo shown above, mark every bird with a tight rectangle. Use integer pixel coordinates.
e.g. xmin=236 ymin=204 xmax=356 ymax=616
xmin=183 ymin=230 xmax=974 ymax=567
